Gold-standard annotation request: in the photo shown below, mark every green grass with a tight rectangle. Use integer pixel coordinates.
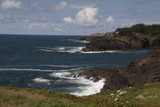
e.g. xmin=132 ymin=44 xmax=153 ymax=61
xmin=1 ymin=82 xmax=160 ymax=107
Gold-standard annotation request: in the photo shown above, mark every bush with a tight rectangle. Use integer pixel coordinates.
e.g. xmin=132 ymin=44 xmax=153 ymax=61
xmin=116 ymin=24 xmax=160 ymax=37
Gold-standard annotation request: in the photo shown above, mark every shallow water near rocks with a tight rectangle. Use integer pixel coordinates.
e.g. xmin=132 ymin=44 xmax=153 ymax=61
xmin=0 ymin=35 xmax=149 ymax=96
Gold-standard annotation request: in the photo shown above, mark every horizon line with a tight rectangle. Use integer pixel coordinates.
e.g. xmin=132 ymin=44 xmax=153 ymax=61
xmin=0 ymin=33 xmax=86 ymax=36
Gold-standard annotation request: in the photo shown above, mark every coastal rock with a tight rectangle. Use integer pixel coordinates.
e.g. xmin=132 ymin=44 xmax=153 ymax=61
xmin=68 ymin=48 xmax=160 ymax=90
xmin=149 ymin=38 xmax=160 ymax=47
xmin=77 ymin=24 xmax=160 ymax=51
xmin=81 ymin=36 xmax=160 ymax=51
xmin=75 ymin=36 xmax=102 ymax=42
xmin=118 ymin=48 xmax=160 ymax=86
xmin=82 ymin=37 xmax=131 ymax=51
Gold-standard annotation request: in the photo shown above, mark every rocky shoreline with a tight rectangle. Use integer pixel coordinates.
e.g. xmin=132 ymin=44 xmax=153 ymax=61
xmin=71 ymin=24 xmax=160 ymax=90
xmin=76 ymin=36 xmax=160 ymax=51
xmin=76 ymin=24 xmax=160 ymax=52
xmin=66 ymin=48 xmax=160 ymax=90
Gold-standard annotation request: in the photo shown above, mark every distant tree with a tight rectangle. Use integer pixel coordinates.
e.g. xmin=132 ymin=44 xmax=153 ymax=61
xmin=115 ymin=24 xmax=160 ymax=37
xmin=146 ymin=24 xmax=160 ymax=36
xmin=116 ymin=28 xmax=134 ymax=37
xmin=131 ymin=24 xmax=146 ymax=34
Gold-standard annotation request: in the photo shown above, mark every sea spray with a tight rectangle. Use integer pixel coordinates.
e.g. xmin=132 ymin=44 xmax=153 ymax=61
xmin=38 ymin=46 xmax=84 ymax=53
xmin=49 ymin=72 xmax=106 ymax=96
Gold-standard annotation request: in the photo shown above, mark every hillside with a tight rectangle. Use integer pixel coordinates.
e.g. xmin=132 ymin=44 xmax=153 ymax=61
xmin=76 ymin=24 xmax=160 ymax=52
xmin=1 ymin=82 xmax=160 ymax=107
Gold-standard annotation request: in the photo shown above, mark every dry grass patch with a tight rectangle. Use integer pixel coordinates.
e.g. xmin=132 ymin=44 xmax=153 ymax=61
xmin=0 ymin=88 xmax=46 ymax=100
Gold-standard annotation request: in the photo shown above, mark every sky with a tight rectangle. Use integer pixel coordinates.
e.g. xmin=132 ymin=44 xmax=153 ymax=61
xmin=0 ymin=0 xmax=160 ymax=35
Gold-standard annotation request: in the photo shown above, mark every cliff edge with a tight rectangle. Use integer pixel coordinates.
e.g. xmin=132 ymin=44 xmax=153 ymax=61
xmin=69 ymin=48 xmax=160 ymax=90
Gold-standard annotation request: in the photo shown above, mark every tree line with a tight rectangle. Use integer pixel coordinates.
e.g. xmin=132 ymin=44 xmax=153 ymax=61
xmin=115 ymin=24 xmax=160 ymax=37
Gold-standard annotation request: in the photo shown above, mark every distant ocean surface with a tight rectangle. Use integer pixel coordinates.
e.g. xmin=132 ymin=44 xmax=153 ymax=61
xmin=0 ymin=35 xmax=149 ymax=96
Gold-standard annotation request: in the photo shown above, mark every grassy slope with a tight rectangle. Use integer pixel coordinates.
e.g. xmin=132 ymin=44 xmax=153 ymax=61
xmin=0 ymin=82 xmax=160 ymax=107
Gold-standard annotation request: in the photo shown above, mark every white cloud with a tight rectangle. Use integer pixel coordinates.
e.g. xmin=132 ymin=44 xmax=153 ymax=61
xmin=1 ymin=0 xmax=22 ymax=9
xmin=63 ymin=7 xmax=98 ymax=26
xmin=70 ymin=4 xmax=95 ymax=9
xmin=63 ymin=16 xmax=74 ymax=23
xmin=146 ymin=0 xmax=160 ymax=4
xmin=30 ymin=2 xmax=39 ymax=8
xmin=24 ymin=19 xmax=30 ymax=23
xmin=27 ymin=22 xmax=50 ymax=29
xmin=0 ymin=14 xmax=4 ymax=20
xmin=106 ymin=16 xmax=115 ymax=24
xmin=76 ymin=7 xmax=98 ymax=25
xmin=54 ymin=27 xmax=62 ymax=32
xmin=6 ymin=14 xmax=11 ymax=19
xmin=24 ymin=21 xmax=63 ymax=32
xmin=53 ymin=1 xmax=68 ymax=11
xmin=29 ymin=2 xmax=43 ymax=11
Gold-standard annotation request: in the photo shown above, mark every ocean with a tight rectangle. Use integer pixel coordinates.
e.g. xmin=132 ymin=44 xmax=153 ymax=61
xmin=0 ymin=35 xmax=149 ymax=96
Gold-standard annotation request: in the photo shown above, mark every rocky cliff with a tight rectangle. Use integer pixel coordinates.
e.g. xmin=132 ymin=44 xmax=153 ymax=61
xmin=68 ymin=48 xmax=160 ymax=90
xmin=76 ymin=24 xmax=160 ymax=51
xmin=79 ymin=36 xmax=160 ymax=51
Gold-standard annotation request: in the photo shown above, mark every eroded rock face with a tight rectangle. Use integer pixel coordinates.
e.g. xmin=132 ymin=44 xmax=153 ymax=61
xmin=118 ymin=48 xmax=160 ymax=87
xmin=77 ymin=36 xmax=160 ymax=51
xmin=82 ymin=37 xmax=131 ymax=51
xmin=75 ymin=36 xmax=98 ymax=42
xmin=67 ymin=48 xmax=160 ymax=90
xmin=149 ymin=38 xmax=160 ymax=47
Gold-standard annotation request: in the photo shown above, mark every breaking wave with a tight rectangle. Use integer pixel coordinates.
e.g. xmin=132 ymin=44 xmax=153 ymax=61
xmin=39 ymin=46 xmax=149 ymax=54
xmin=81 ymin=50 xmax=149 ymax=54
xmin=49 ymin=72 xmax=106 ymax=96
xmin=0 ymin=68 xmax=53 ymax=72
xmin=33 ymin=78 xmax=50 ymax=83
xmin=68 ymin=39 xmax=90 ymax=43
xmin=0 ymin=68 xmax=70 ymax=72
xmin=38 ymin=46 xmax=84 ymax=53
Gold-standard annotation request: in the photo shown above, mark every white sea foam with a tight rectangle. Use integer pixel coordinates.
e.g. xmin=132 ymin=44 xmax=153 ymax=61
xmin=49 ymin=72 xmax=106 ymax=96
xmin=42 ymin=65 xmax=72 ymax=68
xmin=70 ymin=78 xmax=105 ymax=96
xmin=39 ymin=49 xmax=53 ymax=52
xmin=0 ymin=66 xmax=88 ymax=73
xmin=68 ymin=39 xmax=90 ymax=44
xmin=55 ymin=46 xmax=84 ymax=53
xmin=81 ymin=50 xmax=149 ymax=54
xmin=38 ymin=46 xmax=84 ymax=53
xmin=81 ymin=50 xmax=122 ymax=54
xmin=0 ymin=68 xmax=54 ymax=72
xmin=49 ymin=72 xmax=72 ymax=79
xmin=38 ymin=46 xmax=148 ymax=54
xmin=33 ymin=78 xmax=50 ymax=83
xmin=0 ymin=68 xmax=70 ymax=72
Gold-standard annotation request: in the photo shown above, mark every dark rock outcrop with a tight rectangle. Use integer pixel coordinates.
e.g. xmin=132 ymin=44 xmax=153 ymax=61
xmin=76 ymin=24 xmax=160 ymax=51
xmin=68 ymin=48 xmax=160 ymax=90
xmin=80 ymin=36 xmax=160 ymax=51
xmin=75 ymin=35 xmax=103 ymax=42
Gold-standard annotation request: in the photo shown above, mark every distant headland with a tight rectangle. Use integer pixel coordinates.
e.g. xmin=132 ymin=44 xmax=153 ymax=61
xmin=76 ymin=24 xmax=160 ymax=52
xmin=71 ymin=23 xmax=160 ymax=90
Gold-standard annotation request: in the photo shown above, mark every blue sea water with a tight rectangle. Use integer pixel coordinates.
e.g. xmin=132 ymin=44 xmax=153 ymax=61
xmin=0 ymin=35 xmax=149 ymax=96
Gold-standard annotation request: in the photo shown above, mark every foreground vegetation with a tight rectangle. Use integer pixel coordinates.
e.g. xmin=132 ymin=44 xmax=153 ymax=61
xmin=1 ymin=82 xmax=160 ymax=107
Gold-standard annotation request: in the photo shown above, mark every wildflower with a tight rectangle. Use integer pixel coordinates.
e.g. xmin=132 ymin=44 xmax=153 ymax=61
xmin=110 ymin=93 xmax=115 ymax=96
xmin=119 ymin=91 xmax=127 ymax=95
xmin=114 ymin=98 xmax=118 ymax=101
xmin=117 ymin=90 xmax=120 ymax=93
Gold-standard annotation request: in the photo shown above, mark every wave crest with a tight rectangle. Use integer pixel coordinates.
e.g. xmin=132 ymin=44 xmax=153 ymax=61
xmin=49 ymin=72 xmax=106 ymax=96
xmin=33 ymin=78 xmax=50 ymax=83
xmin=38 ymin=46 xmax=84 ymax=53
